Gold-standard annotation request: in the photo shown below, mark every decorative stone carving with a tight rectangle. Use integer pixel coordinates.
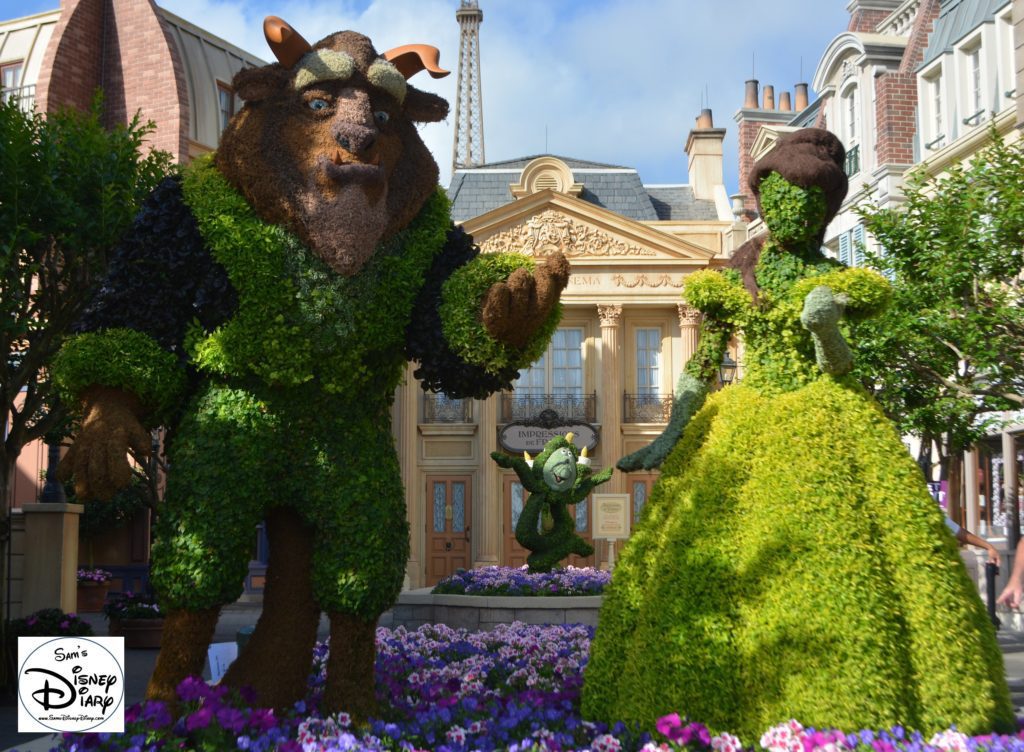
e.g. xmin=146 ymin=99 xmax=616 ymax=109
xmin=480 ymin=211 xmax=657 ymax=258
xmin=597 ymin=304 xmax=623 ymax=327
xmin=612 ymin=274 xmax=685 ymax=289
xmin=677 ymin=303 xmax=702 ymax=328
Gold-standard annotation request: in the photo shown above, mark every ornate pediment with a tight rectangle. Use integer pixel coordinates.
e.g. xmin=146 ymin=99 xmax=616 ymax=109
xmin=480 ymin=210 xmax=657 ymax=258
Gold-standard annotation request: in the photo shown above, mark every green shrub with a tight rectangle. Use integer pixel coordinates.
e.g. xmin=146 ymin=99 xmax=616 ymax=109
xmin=10 ymin=609 xmax=95 ymax=639
xmin=583 ymin=378 xmax=1013 ymax=741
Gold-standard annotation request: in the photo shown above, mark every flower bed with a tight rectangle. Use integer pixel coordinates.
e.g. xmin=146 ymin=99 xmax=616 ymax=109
xmin=431 ymin=566 xmax=610 ymax=597
xmin=77 ymin=568 xmax=113 ymax=583
xmin=103 ymin=591 xmax=161 ymax=620
xmin=55 ymin=623 xmax=1024 ymax=752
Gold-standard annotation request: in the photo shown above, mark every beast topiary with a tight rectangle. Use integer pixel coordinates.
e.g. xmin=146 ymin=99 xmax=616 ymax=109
xmin=492 ymin=433 xmax=612 ymax=572
xmin=51 ymin=17 xmax=570 ymax=719
xmin=583 ymin=128 xmax=1014 ymax=741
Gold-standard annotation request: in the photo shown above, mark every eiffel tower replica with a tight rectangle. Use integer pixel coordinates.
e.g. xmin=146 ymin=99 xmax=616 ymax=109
xmin=452 ymin=0 xmax=485 ymax=174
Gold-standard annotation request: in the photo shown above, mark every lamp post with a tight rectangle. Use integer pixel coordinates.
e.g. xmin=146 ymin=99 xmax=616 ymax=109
xmin=719 ymin=353 xmax=738 ymax=387
xmin=39 ymin=441 xmax=66 ymax=503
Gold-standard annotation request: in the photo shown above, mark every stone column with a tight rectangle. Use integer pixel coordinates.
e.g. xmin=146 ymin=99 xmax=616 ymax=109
xmin=22 ymin=503 xmax=83 ymax=615
xmin=964 ymin=449 xmax=981 ymax=534
xmin=474 ymin=394 xmax=500 ymax=568
xmin=677 ymin=303 xmax=702 ymax=366
xmin=598 ymin=304 xmax=624 ymax=496
xmin=1005 ymin=429 xmax=1020 ymax=547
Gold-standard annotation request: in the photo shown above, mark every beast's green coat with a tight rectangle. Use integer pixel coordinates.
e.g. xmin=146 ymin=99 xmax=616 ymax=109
xmin=53 ymin=157 xmax=559 ymax=616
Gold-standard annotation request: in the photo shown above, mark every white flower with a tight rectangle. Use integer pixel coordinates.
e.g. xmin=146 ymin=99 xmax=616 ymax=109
xmin=714 ymin=732 xmax=744 ymax=752
xmin=592 ymin=734 xmax=623 ymax=752
xmin=929 ymin=729 xmax=970 ymax=752
xmin=447 ymin=725 xmax=468 ymax=745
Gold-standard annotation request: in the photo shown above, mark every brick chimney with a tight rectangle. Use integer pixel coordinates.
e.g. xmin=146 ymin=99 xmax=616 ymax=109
xmin=847 ymin=0 xmax=902 ymax=33
xmin=35 ymin=0 xmax=190 ymax=161
xmin=733 ymin=80 xmax=794 ymax=212
xmin=686 ymin=108 xmax=726 ymax=201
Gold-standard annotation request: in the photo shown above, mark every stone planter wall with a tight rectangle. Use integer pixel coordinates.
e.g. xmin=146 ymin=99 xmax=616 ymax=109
xmin=109 ymin=617 xmax=165 ymax=649
xmin=389 ymin=589 xmax=603 ymax=631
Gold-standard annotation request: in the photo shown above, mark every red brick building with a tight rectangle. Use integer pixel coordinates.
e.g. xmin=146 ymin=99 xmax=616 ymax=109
xmin=1 ymin=0 xmax=265 ymax=510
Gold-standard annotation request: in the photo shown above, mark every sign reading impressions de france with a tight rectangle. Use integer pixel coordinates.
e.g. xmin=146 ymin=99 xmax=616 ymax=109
xmin=498 ymin=422 xmax=599 ymax=454
xmin=593 ymin=493 xmax=630 ymax=540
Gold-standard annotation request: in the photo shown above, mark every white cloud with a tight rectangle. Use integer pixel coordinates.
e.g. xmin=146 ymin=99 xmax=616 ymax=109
xmin=154 ymin=0 xmax=851 ymax=193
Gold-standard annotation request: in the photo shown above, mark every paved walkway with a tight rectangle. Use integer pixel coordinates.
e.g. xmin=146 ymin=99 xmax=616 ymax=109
xmin=4 ymin=616 xmax=1024 ymax=752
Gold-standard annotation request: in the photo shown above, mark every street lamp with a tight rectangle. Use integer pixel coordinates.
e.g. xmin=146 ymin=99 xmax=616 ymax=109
xmin=719 ymin=353 xmax=737 ymax=387
xmin=39 ymin=441 xmax=66 ymax=503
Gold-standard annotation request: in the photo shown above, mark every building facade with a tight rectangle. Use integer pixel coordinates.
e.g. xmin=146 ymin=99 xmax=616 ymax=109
xmin=397 ymin=112 xmax=746 ymax=587
xmin=3 ymin=2 xmax=749 ymax=593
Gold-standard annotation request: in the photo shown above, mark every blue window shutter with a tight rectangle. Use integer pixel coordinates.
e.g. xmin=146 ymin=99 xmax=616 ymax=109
xmin=853 ymin=224 xmax=865 ymax=266
xmin=839 ymin=232 xmax=851 ymax=265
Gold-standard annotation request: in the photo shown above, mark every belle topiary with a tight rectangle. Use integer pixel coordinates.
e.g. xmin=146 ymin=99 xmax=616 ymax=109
xmin=583 ymin=128 xmax=1014 ymax=740
xmin=50 ymin=17 xmax=569 ymax=718
xmin=492 ymin=433 xmax=612 ymax=573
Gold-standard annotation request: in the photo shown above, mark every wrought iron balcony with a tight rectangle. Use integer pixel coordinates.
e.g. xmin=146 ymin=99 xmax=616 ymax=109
xmin=499 ymin=392 xmax=597 ymax=424
xmin=2 ymin=84 xmax=35 ymax=114
xmin=844 ymin=144 xmax=860 ymax=177
xmin=423 ymin=394 xmax=473 ymax=423
xmin=623 ymin=393 xmax=673 ymax=423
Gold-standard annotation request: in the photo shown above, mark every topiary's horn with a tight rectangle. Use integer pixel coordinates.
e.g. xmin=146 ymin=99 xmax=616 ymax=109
xmin=383 ymin=44 xmax=450 ymax=80
xmin=263 ymin=16 xmax=312 ymax=69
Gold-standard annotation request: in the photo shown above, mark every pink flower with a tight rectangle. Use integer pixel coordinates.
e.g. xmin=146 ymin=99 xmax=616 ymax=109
xmin=656 ymin=713 xmax=684 ymax=741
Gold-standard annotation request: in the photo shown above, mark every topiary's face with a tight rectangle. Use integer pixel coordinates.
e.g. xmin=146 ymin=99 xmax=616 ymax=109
xmin=215 ymin=31 xmax=448 ymax=277
xmin=758 ymin=172 xmax=827 ymax=249
xmin=543 ymin=446 xmax=578 ymax=492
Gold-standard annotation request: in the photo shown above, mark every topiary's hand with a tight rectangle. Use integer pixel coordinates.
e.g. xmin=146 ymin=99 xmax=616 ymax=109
xmin=617 ymin=373 xmax=707 ymax=472
xmin=800 ymin=285 xmax=845 ymax=333
xmin=800 ymin=285 xmax=853 ymax=375
xmin=578 ymin=465 xmax=614 ymax=495
xmin=58 ymin=386 xmax=150 ymax=501
xmin=481 ymin=252 xmax=570 ymax=351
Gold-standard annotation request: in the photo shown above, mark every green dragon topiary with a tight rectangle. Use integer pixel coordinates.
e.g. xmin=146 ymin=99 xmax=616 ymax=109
xmin=492 ymin=433 xmax=612 ymax=573
xmin=583 ymin=128 xmax=1014 ymax=741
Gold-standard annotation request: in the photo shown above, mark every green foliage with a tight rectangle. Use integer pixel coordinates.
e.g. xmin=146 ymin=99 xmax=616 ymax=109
xmin=757 ymin=172 xmax=827 ymax=252
xmin=682 ymin=270 xmax=749 ymax=325
xmin=592 ymin=171 xmax=1009 ymax=740
xmin=182 ymin=157 xmax=450 ymax=395
xmin=104 ymin=591 xmax=162 ymax=620
xmin=854 ymin=130 xmax=1024 ymax=454
xmin=440 ymin=253 xmax=561 ymax=375
xmin=9 ymin=609 xmax=95 ymax=639
xmin=77 ymin=478 xmax=150 ymax=541
xmin=584 ymin=379 xmax=1014 ymax=740
xmin=492 ymin=434 xmax=611 ymax=572
xmin=51 ymin=328 xmax=186 ymax=423
xmin=0 ymin=94 xmax=171 ymax=506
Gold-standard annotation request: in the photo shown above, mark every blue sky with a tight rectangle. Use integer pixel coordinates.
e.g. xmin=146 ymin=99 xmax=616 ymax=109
xmin=4 ymin=0 xmax=851 ymax=194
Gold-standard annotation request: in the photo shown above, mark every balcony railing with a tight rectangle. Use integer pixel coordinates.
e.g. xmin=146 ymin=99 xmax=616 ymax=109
xmin=499 ymin=392 xmax=597 ymax=424
xmin=423 ymin=394 xmax=473 ymax=423
xmin=844 ymin=144 xmax=860 ymax=177
xmin=623 ymin=393 xmax=673 ymax=423
xmin=2 ymin=84 xmax=36 ymax=114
